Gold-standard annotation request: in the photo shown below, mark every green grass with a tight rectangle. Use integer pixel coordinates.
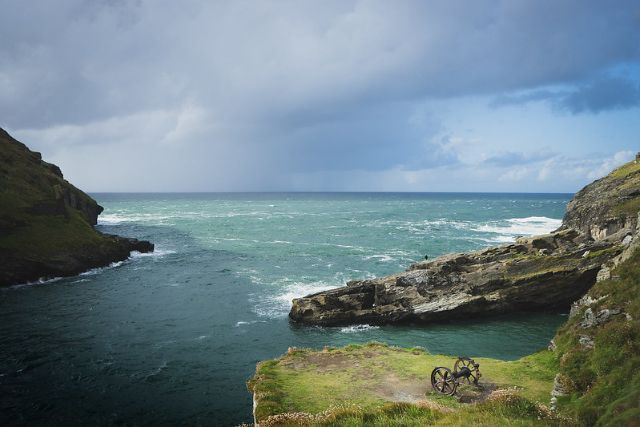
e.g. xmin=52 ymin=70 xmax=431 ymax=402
xmin=612 ymin=197 xmax=640 ymax=218
xmin=552 ymin=247 xmax=640 ymax=427
xmin=248 ymin=343 xmax=563 ymax=426
xmin=584 ymin=246 xmax=623 ymax=259
xmin=609 ymin=160 xmax=640 ymax=180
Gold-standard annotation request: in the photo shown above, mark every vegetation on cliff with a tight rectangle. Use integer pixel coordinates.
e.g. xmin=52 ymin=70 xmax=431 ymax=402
xmin=0 ymin=128 xmax=153 ymax=285
xmin=551 ymin=246 xmax=640 ymax=426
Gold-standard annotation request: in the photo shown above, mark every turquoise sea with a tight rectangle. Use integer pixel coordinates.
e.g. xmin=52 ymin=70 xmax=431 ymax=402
xmin=0 ymin=193 xmax=571 ymax=426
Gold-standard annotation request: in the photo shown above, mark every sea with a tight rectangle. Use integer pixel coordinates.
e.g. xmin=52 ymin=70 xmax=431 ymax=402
xmin=0 ymin=192 xmax=571 ymax=426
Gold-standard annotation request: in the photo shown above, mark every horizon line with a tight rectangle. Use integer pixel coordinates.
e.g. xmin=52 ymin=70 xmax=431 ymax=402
xmin=88 ymin=190 xmax=574 ymax=195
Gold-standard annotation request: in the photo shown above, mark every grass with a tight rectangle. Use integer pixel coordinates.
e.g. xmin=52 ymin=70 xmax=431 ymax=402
xmin=248 ymin=343 xmax=563 ymax=426
xmin=612 ymin=197 xmax=640 ymax=218
xmin=552 ymin=247 xmax=640 ymax=427
xmin=609 ymin=160 xmax=640 ymax=180
xmin=583 ymin=246 xmax=622 ymax=260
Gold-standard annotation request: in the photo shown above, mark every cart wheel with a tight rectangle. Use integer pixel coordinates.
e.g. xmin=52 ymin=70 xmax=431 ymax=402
xmin=454 ymin=357 xmax=481 ymax=385
xmin=431 ymin=367 xmax=457 ymax=395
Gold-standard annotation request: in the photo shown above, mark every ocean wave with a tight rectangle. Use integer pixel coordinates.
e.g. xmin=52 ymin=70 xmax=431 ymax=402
xmin=235 ymin=320 xmax=268 ymax=327
xmin=2 ymin=276 xmax=64 ymax=290
xmin=339 ymin=324 xmax=380 ymax=333
xmin=98 ymin=213 xmax=175 ymax=225
xmin=473 ymin=216 xmax=561 ymax=242
xmin=362 ymin=254 xmax=395 ymax=262
xmin=80 ymin=260 xmax=127 ymax=276
xmin=251 ymin=279 xmax=343 ymax=318
xmin=98 ymin=210 xmax=304 ymax=226
xmin=130 ymin=248 xmax=176 ymax=258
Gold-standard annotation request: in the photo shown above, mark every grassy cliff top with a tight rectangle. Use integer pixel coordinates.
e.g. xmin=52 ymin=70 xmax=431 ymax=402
xmin=563 ymin=158 xmax=640 ymax=235
xmin=248 ymin=343 xmax=567 ymax=426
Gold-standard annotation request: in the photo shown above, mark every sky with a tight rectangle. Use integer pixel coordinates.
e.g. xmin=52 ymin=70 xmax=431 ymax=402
xmin=1 ymin=0 xmax=639 ymax=192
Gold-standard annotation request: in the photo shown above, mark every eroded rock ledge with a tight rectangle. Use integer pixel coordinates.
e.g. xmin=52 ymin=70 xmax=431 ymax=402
xmin=290 ymin=158 xmax=640 ymax=326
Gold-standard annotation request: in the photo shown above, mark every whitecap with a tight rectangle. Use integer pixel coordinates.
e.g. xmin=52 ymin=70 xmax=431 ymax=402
xmin=362 ymin=254 xmax=394 ymax=262
xmin=130 ymin=248 xmax=176 ymax=258
xmin=2 ymin=276 xmax=64 ymax=290
xmin=473 ymin=216 xmax=561 ymax=242
xmin=339 ymin=324 xmax=380 ymax=333
xmin=251 ymin=279 xmax=343 ymax=318
xmin=235 ymin=320 xmax=267 ymax=327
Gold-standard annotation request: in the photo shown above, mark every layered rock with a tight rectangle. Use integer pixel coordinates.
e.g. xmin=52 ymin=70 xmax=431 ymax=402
xmin=0 ymin=128 xmax=154 ymax=286
xmin=290 ymin=158 xmax=640 ymax=326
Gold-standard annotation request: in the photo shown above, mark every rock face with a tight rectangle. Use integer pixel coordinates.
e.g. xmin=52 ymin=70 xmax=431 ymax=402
xmin=0 ymin=128 xmax=154 ymax=286
xmin=290 ymin=159 xmax=640 ymax=326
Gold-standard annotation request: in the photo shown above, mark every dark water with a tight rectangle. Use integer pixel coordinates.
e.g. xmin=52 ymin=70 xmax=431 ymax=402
xmin=0 ymin=193 xmax=570 ymax=426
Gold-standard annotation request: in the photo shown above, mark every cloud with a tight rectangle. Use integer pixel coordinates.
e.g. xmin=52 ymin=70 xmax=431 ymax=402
xmin=482 ymin=151 xmax=555 ymax=167
xmin=1 ymin=0 xmax=639 ymax=191
xmin=491 ymin=75 xmax=640 ymax=114
xmin=560 ymin=76 xmax=640 ymax=113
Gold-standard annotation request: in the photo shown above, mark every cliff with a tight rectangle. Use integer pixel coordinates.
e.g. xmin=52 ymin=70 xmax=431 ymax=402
xmin=0 ymin=128 xmax=153 ymax=286
xmin=290 ymin=158 xmax=640 ymax=326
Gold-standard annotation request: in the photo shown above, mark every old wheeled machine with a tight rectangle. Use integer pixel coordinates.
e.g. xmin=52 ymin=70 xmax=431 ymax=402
xmin=431 ymin=357 xmax=481 ymax=395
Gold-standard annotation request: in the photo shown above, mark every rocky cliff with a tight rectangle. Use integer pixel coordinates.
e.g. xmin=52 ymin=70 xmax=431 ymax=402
xmin=290 ymin=158 xmax=640 ymax=326
xmin=0 ymin=128 xmax=153 ymax=286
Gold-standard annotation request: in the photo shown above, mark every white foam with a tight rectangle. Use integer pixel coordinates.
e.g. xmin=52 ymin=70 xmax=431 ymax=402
xmin=362 ymin=254 xmax=395 ymax=262
xmin=98 ymin=213 xmax=175 ymax=225
xmin=339 ymin=324 xmax=380 ymax=333
xmin=2 ymin=276 xmax=63 ymax=290
xmin=235 ymin=320 xmax=268 ymax=327
xmin=80 ymin=260 xmax=126 ymax=276
xmin=130 ymin=248 xmax=176 ymax=258
xmin=473 ymin=216 xmax=561 ymax=243
xmin=251 ymin=279 xmax=343 ymax=318
xmin=274 ymin=281 xmax=340 ymax=305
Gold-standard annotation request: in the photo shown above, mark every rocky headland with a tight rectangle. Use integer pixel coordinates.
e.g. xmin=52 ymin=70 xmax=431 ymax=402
xmin=290 ymin=158 xmax=640 ymax=326
xmin=0 ymin=128 xmax=153 ymax=286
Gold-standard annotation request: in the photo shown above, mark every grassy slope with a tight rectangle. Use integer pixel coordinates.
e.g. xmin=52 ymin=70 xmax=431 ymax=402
xmin=0 ymin=129 xmax=128 ymax=284
xmin=248 ymin=343 xmax=567 ymax=426
xmin=553 ymin=248 xmax=640 ymax=426
xmin=0 ymin=130 xmax=96 ymax=253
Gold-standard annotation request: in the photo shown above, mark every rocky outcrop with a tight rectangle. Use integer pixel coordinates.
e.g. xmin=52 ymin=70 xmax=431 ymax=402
xmin=0 ymin=128 xmax=153 ymax=286
xmin=560 ymin=159 xmax=640 ymax=241
xmin=290 ymin=159 xmax=640 ymax=326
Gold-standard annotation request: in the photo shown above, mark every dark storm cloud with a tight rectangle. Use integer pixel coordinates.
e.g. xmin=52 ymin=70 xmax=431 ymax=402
xmin=491 ymin=75 xmax=640 ymax=114
xmin=560 ymin=75 xmax=640 ymax=113
xmin=1 ymin=0 xmax=639 ymax=189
